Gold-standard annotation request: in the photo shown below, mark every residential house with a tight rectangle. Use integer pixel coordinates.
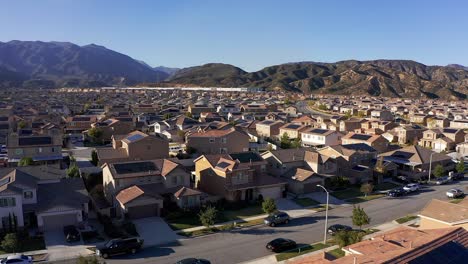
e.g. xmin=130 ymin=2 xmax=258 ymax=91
xmin=450 ymin=119 xmax=468 ymax=129
xmin=102 ymin=159 xmax=198 ymax=218
xmin=255 ymin=120 xmax=284 ymax=138
xmin=65 ymin=115 xmax=98 ymax=134
xmin=370 ymin=109 xmax=393 ymax=121
xmin=380 ymin=145 xmax=454 ymax=180
xmin=6 ymin=132 xmax=63 ymax=167
xmin=419 ymin=198 xmax=468 ymax=230
xmin=194 ymin=152 xmax=286 ymax=201
xmin=341 ymin=132 xmax=389 ymax=153
xmin=291 ymin=115 xmax=316 ymax=126
xmin=96 ymin=131 xmax=169 ymax=166
xmin=279 ymin=123 xmax=308 ymax=139
xmin=90 ymin=118 xmax=134 ymax=143
xmin=188 ymin=105 xmax=216 ymax=118
xmin=339 ymin=118 xmax=364 ymax=132
xmin=394 ymin=124 xmax=426 ymax=145
xmin=301 ymin=128 xmax=342 ymax=147
xmin=419 ymin=128 xmax=465 ymax=152
xmin=186 ymin=128 xmax=250 ymax=154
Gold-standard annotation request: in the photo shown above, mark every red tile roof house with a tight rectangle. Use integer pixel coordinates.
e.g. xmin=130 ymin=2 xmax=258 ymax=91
xmin=102 ymin=159 xmax=199 ymax=219
xmin=194 ymin=152 xmax=286 ymax=201
xmin=342 ymin=132 xmax=389 ymax=153
xmin=288 ymin=226 xmax=468 ymax=264
xmin=186 ymin=127 xmax=250 ymax=155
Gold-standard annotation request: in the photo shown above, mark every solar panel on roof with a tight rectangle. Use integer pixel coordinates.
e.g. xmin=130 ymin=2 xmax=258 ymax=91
xmin=126 ymin=134 xmax=144 ymax=142
xmin=230 ymin=152 xmax=263 ymax=163
xmin=350 ymin=134 xmax=372 ymax=140
xmin=216 ymin=162 xmax=231 ymax=169
xmin=113 ymin=161 xmax=157 ymax=174
xmin=311 ymin=129 xmax=328 ymax=134
xmin=0 ymin=177 xmax=10 ymax=188
xmin=18 ymin=136 xmax=52 ymax=146
xmin=443 ymin=128 xmax=457 ymax=134
xmin=286 ymin=124 xmax=301 ymax=129
xmin=392 ymin=151 xmax=414 ymax=159
xmin=262 ymin=121 xmax=274 ymax=125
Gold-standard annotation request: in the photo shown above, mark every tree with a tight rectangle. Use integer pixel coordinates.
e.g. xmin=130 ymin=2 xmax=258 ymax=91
xmin=17 ymin=120 xmax=27 ymax=129
xmin=1 ymin=233 xmax=20 ymax=253
xmin=87 ymin=127 xmax=103 ymax=143
xmin=185 ymin=112 xmax=193 ymax=118
xmin=280 ymin=133 xmax=291 ymax=149
xmin=163 ymin=113 xmax=172 ymax=120
xmin=67 ymin=164 xmax=80 ymax=178
xmin=177 ymin=130 xmax=186 ymax=139
xmin=456 ymin=160 xmax=465 ymax=174
xmin=433 ymin=164 xmax=445 ymax=178
xmin=91 ymin=150 xmax=99 ymax=166
xmin=199 ymin=206 xmax=217 ymax=229
xmin=360 ymin=183 xmax=374 ymax=197
xmin=344 ymin=111 xmax=352 ymax=119
xmin=291 ymin=138 xmax=301 ymax=148
xmin=262 ymin=198 xmax=277 ymax=214
xmin=334 ymin=230 xmax=365 ymax=248
xmin=351 ymin=205 xmax=370 ymax=230
xmin=18 ymin=157 xmax=34 ymax=166
xmin=318 ymin=104 xmax=327 ymax=111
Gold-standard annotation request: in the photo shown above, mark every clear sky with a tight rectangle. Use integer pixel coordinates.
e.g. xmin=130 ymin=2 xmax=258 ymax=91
xmin=1 ymin=0 xmax=467 ymax=72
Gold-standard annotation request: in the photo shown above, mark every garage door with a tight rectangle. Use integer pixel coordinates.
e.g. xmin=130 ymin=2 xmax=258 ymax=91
xmin=42 ymin=213 xmax=78 ymax=231
xmin=303 ymin=183 xmax=319 ymax=194
xmin=128 ymin=204 xmax=159 ymax=219
xmin=259 ymin=187 xmax=282 ymax=199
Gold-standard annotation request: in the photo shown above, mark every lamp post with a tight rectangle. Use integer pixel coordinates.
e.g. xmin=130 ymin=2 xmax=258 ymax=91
xmin=428 ymin=152 xmax=435 ymax=182
xmin=317 ymin=184 xmax=329 ymax=244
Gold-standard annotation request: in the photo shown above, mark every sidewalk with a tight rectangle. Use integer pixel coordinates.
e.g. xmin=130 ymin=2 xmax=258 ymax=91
xmin=0 ymin=244 xmax=95 ymax=262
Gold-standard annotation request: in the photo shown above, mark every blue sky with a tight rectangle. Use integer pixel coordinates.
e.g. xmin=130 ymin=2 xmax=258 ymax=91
xmin=1 ymin=0 xmax=467 ymax=71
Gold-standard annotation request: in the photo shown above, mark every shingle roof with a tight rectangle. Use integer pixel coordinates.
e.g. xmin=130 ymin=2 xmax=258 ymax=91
xmin=419 ymin=199 xmax=468 ymax=224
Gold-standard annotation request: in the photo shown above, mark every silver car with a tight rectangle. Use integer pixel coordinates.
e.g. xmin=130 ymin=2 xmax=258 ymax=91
xmin=264 ymin=211 xmax=290 ymax=227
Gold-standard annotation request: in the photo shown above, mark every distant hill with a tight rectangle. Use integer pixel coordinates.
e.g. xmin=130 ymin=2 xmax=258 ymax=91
xmin=153 ymin=66 xmax=180 ymax=76
xmin=0 ymin=40 xmax=169 ymax=88
xmin=167 ymin=60 xmax=468 ymax=100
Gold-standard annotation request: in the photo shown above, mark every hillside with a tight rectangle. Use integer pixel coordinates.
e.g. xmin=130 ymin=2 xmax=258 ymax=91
xmin=168 ymin=60 xmax=468 ymax=100
xmin=0 ymin=40 xmax=168 ymax=88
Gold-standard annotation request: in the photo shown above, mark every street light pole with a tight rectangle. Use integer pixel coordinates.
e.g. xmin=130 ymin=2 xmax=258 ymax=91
xmin=428 ymin=152 xmax=435 ymax=182
xmin=317 ymin=184 xmax=329 ymax=244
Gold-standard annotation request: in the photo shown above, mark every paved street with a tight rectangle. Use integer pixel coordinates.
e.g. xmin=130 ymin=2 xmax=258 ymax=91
xmin=48 ymin=181 xmax=466 ymax=264
xmin=296 ymin=101 xmax=333 ymax=117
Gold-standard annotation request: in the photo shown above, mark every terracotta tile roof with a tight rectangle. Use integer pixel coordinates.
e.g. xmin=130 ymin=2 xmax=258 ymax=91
xmin=419 ymin=199 xmax=468 ymax=224
xmin=174 ymin=186 xmax=202 ymax=198
xmin=116 ymin=185 xmax=144 ymax=205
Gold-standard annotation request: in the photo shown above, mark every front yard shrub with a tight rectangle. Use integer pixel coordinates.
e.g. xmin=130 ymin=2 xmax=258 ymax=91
xmin=334 ymin=230 xmax=366 ymax=248
xmin=1 ymin=233 xmax=19 ymax=253
xmin=199 ymin=206 xmax=218 ymax=228
xmin=122 ymin=221 xmax=139 ymax=236
xmin=262 ymin=198 xmax=277 ymax=214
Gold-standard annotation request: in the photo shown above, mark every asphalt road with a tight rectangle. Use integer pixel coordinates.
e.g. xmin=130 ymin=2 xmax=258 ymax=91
xmin=49 ymin=181 xmax=467 ymax=264
xmin=296 ymin=101 xmax=333 ymax=117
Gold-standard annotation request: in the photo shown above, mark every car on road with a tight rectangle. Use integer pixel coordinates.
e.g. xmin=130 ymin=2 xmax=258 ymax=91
xmin=96 ymin=237 xmax=144 ymax=259
xmin=264 ymin=211 xmax=290 ymax=227
xmin=386 ymin=188 xmax=406 ymax=197
xmin=435 ymin=176 xmax=451 ymax=185
xmin=266 ymin=238 xmax=297 ymax=253
xmin=446 ymin=189 xmax=464 ymax=199
xmin=63 ymin=225 xmax=81 ymax=242
xmin=403 ymin=183 xmax=420 ymax=192
xmin=327 ymin=224 xmax=352 ymax=235
xmin=0 ymin=255 xmax=32 ymax=264
xmin=175 ymin=258 xmax=211 ymax=264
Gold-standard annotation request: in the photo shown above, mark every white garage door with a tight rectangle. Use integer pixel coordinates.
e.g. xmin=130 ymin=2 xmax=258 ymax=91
xmin=259 ymin=186 xmax=282 ymax=199
xmin=41 ymin=213 xmax=78 ymax=231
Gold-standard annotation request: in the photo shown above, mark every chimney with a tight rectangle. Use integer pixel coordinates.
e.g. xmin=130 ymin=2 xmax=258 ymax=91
xmin=409 ymin=241 xmax=413 ymax=249
xmin=353 ymin=256 xmax=357 ymax=264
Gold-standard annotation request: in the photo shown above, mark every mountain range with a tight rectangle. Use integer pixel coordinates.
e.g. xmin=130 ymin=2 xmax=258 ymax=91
xmin=0 ymin=40 xmax=466 ymax=100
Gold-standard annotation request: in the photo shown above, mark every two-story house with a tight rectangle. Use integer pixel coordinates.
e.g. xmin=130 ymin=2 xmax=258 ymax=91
xmin=279 ymin=123 xmax=308 ymax=139
xmin=301 ymin=128 xmax=342 ymax=147
xmin=341 ymin=132 xmax=389 ymax=153
xmin=89 ymin=118 xmax=134 ymax=143
xmin=419 ymin=128 xmax=465 ymax=153
xmin=96 ymin=131 xmax=169 ymax=166
xmin=102 ymin=159 xmax=198 ymax=218
xmin=6 ymin=132 xmax=63 ymax=167
xmin=186 ymin=127 xmax=250 ymax=154
xmin=194 ymin=152 xmax=286 ymax=201
xmin=394 ymin=124 xmax=426 ymax=145
xmin=255 ymin=120 xmax=284 ymax=139
xmin=65 ymin=115 xmax=98 ymax=134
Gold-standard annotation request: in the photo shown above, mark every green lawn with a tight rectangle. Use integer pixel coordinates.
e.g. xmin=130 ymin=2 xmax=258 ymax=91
xmin=331 ymin=188 xmax=363 ymax=200
xmin=166 ymin=214 xmax=201 ymax=230
xmin=327 ymin=248 xmax=345 ymax=259
xmin=293 ymin=197 xmax=320 ymax=207
xmin=374 ymin=182 xmax=400 ymax=191
xmin=276 ymin=243 xmax=329 ymax=262
xmin=0 ymin=236 xmax=46 ymax=254
xmin=450 ymin=198 xmax=465 ymax=204
xmin=179 ymin=218 xmax=266 ymax=237
xmin=222 ymin=204 xmax=264 ymax=221
xmin=395 ymin=215 xmax=418 ymax=224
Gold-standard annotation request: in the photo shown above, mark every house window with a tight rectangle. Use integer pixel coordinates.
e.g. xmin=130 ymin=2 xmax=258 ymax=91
xmin=38 ymin=147 xmax=42 ymax=153
xmin=0 ymin=197 xmax=16 ymax=207
xmin=209 ymin=138 xmax=215 ymax=143
xmin=172 ymin=176 xmax=177 ymax=185
xmin=24 ymin=191 xmax=33 ymax=199
xmin=221 ymin=138 xmax=227 ymax=144
xmin=51 ymin=147 xmax=55 ymax=153
xmin=146 ymin=145 xmax=151 ymax=150
xmin=219 ymin=148 xmax=227 ymax=154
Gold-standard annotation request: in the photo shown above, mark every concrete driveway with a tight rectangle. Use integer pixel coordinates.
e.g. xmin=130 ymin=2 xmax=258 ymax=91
xmin=44 ymin=229 xmax=83 ymax=248
xmin=133 ymin=217 xmax=181 ymax=247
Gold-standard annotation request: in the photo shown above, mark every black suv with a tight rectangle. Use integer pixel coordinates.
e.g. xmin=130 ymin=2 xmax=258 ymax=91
xmin=63 ymin=225 xmax=80 ymax=243
xmin=387 ymin=188 xmax=406 ymax=197
xmin=96 ymin=237 xmax=144 ymax=258
xmin=327 ymin=224 xmax=352 ymax=235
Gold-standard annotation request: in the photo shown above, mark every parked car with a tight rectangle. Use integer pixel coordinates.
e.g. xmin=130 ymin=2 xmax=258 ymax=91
xmin=0 ymin=255 xmax=32 ymax=264
xmin=175 ymin=258 xmax=211 ymax=264
xmin=96 ymin=237 xmax=144 ymax=259
xmin=403 ymin=183 xmax=420 ymax=192
xmin=393 ymin=175 xmax=410 ymax=184
xmin=446 ymin=189 xmax=464 ymax=199
xmin=266 ymin=238 xmax=297 ymax=253
xmin=264 ymin=211 xmax=290 ymax=227
xmin=327 ymin=224 xmax=352 ymax=235
xmin=387 ymin=188 xmax=406 ymax=197
xmin=435 ymin=176 xmax=451 ymax=185
xmin=63 ymin=225 xmax=81 ymax=242
xmin=449 ymin=173 xmax=464 ymax=181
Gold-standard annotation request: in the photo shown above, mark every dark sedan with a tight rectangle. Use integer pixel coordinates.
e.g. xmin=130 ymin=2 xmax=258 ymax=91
xmin=175 ymin=258 xmax=211 ymax=264
xmin=387 ymin=188 xmax=406 ymax=197
xmin=327 ymin=224 xmax=352 ymax=235
xmin=266 ymin=238 xmax=297 ymax=253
